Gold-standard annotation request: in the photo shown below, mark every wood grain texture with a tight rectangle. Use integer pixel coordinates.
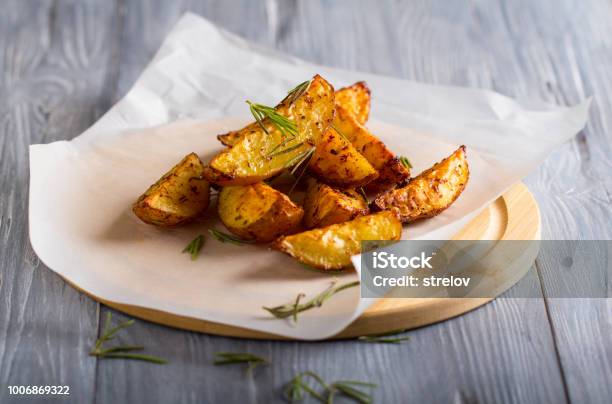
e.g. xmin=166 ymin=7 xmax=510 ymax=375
xmin=1 ymin=0 xmax=610 ymax=403
xmin=0 ymin=0 xmax=122 ymax=402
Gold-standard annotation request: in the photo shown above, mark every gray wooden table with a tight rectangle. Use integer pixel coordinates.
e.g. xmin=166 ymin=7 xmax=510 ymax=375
xmin=2 ymin=0 xmax=611 ymax=403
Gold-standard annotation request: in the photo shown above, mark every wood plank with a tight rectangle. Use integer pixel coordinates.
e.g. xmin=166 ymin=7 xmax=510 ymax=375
xmin=92 ymin=1 xmax=569 ymax=402
xmin=0 ymin=0 xmax=122 ymax=402
xmin=498 ymin=1 xmax=612 ymax=403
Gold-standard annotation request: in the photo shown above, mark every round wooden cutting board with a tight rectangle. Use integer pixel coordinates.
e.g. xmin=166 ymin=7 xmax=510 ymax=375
xmin=69 ymin=182 xmax=540 ymax=340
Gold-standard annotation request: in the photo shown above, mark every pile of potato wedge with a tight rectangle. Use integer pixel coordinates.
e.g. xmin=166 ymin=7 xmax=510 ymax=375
xmin=132 ymin=74 xmax=469 ymax=270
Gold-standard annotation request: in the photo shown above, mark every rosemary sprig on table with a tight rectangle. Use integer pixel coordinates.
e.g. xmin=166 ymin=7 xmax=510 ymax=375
xmin=214 ymin=352 xmax=268 ymax=373
xmin=263 ymin=280 xmax=359 ymax=322
xmin=399 ymin=156 xmax=412 ymax=169
xmin=89 ymin=312 xmax=167 ymax=364
xmin=208 ymin=229 xmax=255 ymax=246
xmin=284 ymin=371 xmax=376 ymax=404
xmin=182 ymin=234 xmax=204 ymax=260
xmin=358 ymin=329 xmax=411 ymax=344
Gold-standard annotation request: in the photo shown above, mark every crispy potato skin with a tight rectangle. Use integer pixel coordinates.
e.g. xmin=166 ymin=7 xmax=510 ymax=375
xmin=205 ymin=75 xmax=335 ymax=185
xmin=333 ymin=106 xmax=409 ymax=193
xmin=218 ymin=183 xmax=304 ymax=242
xmin=133 ymin=153 xmax=210 ymax=226
xmin=335 ymin=81 xmax=371 ymax=125
xmin=308 ymin=128 xmax=378 ymax=188
xmin=303 ymin=179 xmax=369 ymax=228
xmin=372 ymin=146 xmax=469 ymax=222
xmin=218 ymin=82 xmax=371 ymax=148
xmin=217 ymin=130 xmax=243 ymax=147
xmin=273 ymin=211 xmax=401 ymax=270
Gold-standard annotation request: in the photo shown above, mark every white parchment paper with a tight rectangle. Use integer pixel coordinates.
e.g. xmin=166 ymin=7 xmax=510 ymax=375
xmin=29 ymin=13 xmax=590 ymax=339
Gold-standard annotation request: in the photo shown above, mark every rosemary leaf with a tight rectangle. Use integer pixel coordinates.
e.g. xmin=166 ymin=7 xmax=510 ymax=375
xmin=182 ymin=234 xmax=204 ymax=260
xmin=399 ymin=156 xmax=412 ymax=169
xmin=99 ymin=345 xmax=144 ymax=354
xmin=283 ymin=80 xmax=311 ymax=105
xmin=329 ymin=380 xmax=377 ymax=404
xmin=267 ymin=142 xmax=305 ymax=158
xmin=358 ymin=329 xmax=411 ymax=344
xmin=331 ymin=124 xmax=351 ymax=143
xmin=208 ymin=229 xmax=255 ymax=246
xmin=246 ymin=101 xmax=297 ymax=138
xmin=100 ymin=353 xmax=168 ymax=364
xmin=213 ymin=352 xmax=268 ymax=373
xmin=284 ymin=371 xmax=376 ymax=404
xmin=287 ymin=147 xmax=316 ymax=195
xmin=90 ymin=313 xmax=166 ymax=365
xmin=263 ymin=280 xmax=359 ymax=322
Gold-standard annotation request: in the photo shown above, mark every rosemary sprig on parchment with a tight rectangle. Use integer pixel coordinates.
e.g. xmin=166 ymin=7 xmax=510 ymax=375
xmin=358 ymin=329 xmax=411 ymax=344
xmin=89 ymin=312 xmax=167 ymax=364
xmin=182 ymin=234 xmax=204 ymax=260
xmin=284 ymin=371 xmax=377 ymax=404
xmin=214 ymin=352 xmax=268 ymax=374
xmin=399 ymin=156 xmax=412 ymax=169
xmin=263 ymin=280 xmax=359 ymax=322
xmin=208 ymin=229 xmax=255 ymax=246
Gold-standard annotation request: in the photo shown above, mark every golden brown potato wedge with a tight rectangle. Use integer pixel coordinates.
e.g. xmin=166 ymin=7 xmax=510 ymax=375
xmin=133 ymin=153 xmax=210 ymax=226
xmin=273 ymin=211 xmax=401 ymax=270
xmin=308 ymin=127 xmax=378 ymax=188
xmin=335 ymin=81 xmax=371 ymax=125
xmin=204 ymin=75 xmax=335 ymax=186
xmin=218 ymin=82 xmax=371 ymax=148
xmin=333 ymin=105 xmax=409 ymax=193
xmin=218 ymin=183 xmax=304 ymax=242
xmin=372 ymin=146 xmax=469 ymax=222
xmin=303 ymin=179 xmax=370 ymax=229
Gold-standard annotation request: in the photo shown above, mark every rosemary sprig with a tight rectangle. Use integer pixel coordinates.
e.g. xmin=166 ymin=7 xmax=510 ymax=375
xmin=214 ymin=352 xmax=268 ymax=373
xmin=358 ymin=329 xmax=411 ymax=344
xmin=89 ymin=312 xmax=167 ymax=364
xmin=208 ymin=229 xmax=255 ymax=246
xmin=182 ymin=234 xmax=204 ymax=260
xmin=284 ymin=371 xmax=376 ymax=404
xmin=263 ymin=280 xmax=359 ymax=322
xmin=399 ymin=156 xmax=412 ymax=169
xmin=283 ymin=79 xmax=311 ymax=105
xmin=331 ymin=124 xmax=351 ymax=144
xmin=267 ymin=142 xmax=306 ymax=158
xmin=247 ymin=101 xmax=297 ymax=138
xmin=287 ymin=146 xmax=316 ymax=195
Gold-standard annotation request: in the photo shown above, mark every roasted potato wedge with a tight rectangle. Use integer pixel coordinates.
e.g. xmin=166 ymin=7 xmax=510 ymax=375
xmin=372 ymin=146 xmax=469 ymax=222
xmin=303 ymin=179 xmax=369 ymax=229
xmin=273 ymin=211 xmax=401 ymax=270
xmin=333 ymin=105 xmax=409 ymax=193
xmin=218 ymin=81 xmax=371 ymax=148
xmin=204 ymin=75 xmax=335 ymax=185
xmin=308 ymin=127 xmax=378 ymax=188
xmin=335 ymin=81 xmax=371 ymax=125
xmin=133 ymin=153 xmax=210 ymax=226
xmin=218 ymin=183 xmax=303 ymax=242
